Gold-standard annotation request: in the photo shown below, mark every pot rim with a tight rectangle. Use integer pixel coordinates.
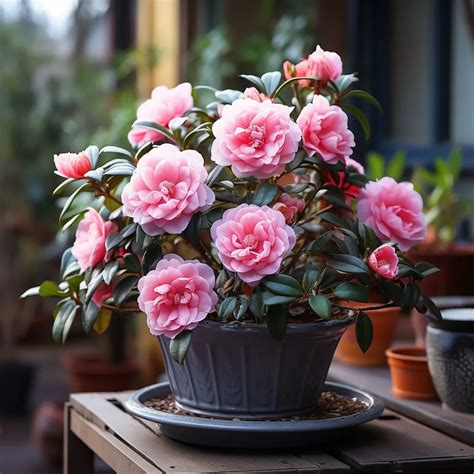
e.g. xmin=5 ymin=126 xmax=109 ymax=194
xmin=385 ymin=345 xmax=428 ymax=363
xmin=196 ymin=313 xmax=355 ymax=333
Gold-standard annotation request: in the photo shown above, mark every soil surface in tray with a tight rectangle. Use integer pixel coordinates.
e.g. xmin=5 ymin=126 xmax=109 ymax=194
xmin=144 ymin=391 xmax=369 ymax=421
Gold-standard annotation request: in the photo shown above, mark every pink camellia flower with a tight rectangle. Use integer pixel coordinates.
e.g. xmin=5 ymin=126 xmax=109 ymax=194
xmin=273 ymin=193 xmax=305 ymax=224
xmin=368 ymin=244 xmax=399 ymax=280
xmin=137 ymin=254 xmax=218 ymax=339
xmin=122 ymin=144 xmax=214 ymax=235
xmin=54 ymin=152 xmax=91 ymax=179
xmin=128 ymin=82 xmax=193 ymax=147
xmin=283 ymin=45 xmax=342 ymax=87
xmin=210 ymin=204 xmax=296 ymax=286
xmin=243 ymin=87 xmax=267 ymax=102
xmin=211 ymin=98 xmax=301 ymax=179
xmin=297 ymin=95 xmax=355 ymax=164
xmin=72 ymin=209 xmax=118 ymax=271
xmin=357 ymin=177 xmax=427 ymax=252
xmin=92 ymin=282 xmax=114 ymax=308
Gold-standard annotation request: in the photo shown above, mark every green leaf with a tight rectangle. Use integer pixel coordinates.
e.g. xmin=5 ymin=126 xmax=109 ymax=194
xmin=132 ymin=120 xmax=176 ymax=143
xmin=249 ymin=288 xmax=264 ymax=320
xmin=415 ymin=262 xmax=440 ymax=278
xmin=448 ymin=148 xmax=462 ymax=180
xmin=366 ymin=152 xmax=385 ymax=180
xmin=105 ymin=232 xmax=123 ymax=252
xmin=142 ymin=245 xmax=162 ymax=273
xmin=170 ymin=330 xmax=192 ymax=364
xmin=422 ymin=295 xmax=442 ymax=319
xmin=266 ymin=304 xmax=287 ymax=341
xmin=85 ymin=145 xmax=100 ymax=167
xmin=343 ymin=89 xmax=382 ymax=112
xmin=206 ymin=165 xmax=226 ymax=186
xmin=380 ymin=280 xmax=403 ymax=306
xmin=218 ymin=297 xmax=238 ymax=318
xmin=84 ymin=168 xmax=104 ymax=182
xmin=240 ymin=74 xmax=265 ymax=91
xmin=334 ymin=282 xmax=369 ymax=302
xmin=20 ymin=286 xmax=40 ymax=298
xmin=235 ymin=297 xmax=249 ymax=320
xmin=309 ymin=295 xmax=331 ymax=319
xmin=100 ymin=145 xmax=133 ymax=159
xmin=53 ymin=177 xmax=75 ymax=196
xmin=39 ymin=281 xmax=61 ymax=297
xmin=121 ymin=223 xmax=137 ymax=239
xmin=262 ymin=291 xmax=297 ymax=306
xmin=334 ymin=73 xmax=359 ymax=92
xmin=124 ymin=253 xmax=141 ymax=273
xmin=52 ymin=300 xmax=78 ymax=343
xmin=113 ymin=275 xmax=139 ymax=306
xmin=103 ymin=261 xmax=119 ymax=285
xmin=387 ymin=151 xmax=406 ymax=181
xmin=261 ymin=71 xmax=281 ymax=95
xmin=251 ymin=184 xmax=279 ymax=206
xmin=59 ymin=182 xmax=91 ymax=222
xmin=401 ymin=282 xmax=421 ymax=312
xmin=82 ymin=300 xmax=99 ymax=333
xmin=327 ymin=255 xmax=369 ymax=274
xmin=356 ymin=310 xmax=373 ymax=353
xmin=302 ymin=265 xmax=321 ymax=292
xmin=215 ymin=89 xmax=243 ymax=103
xmin=262 ymin=274 xmax=303 ymax=297
xmin=85 ymin=271 xmax=104 ymax=304
xmin=93 ymin=308 xmax=113 ymax=334
xmin=342 ymin=103 xmax=371 ymax=140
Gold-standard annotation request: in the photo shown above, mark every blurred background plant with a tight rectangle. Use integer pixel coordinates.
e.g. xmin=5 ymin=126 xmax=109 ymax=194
xmin=412 ymin=149 xmax=474 ymax=245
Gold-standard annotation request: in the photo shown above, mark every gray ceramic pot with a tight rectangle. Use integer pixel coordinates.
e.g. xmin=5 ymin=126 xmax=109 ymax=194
xmin=426 ymin=310 xmax=474 ymax=414
xmin=159 ymin=316 xmax=354 ymax=419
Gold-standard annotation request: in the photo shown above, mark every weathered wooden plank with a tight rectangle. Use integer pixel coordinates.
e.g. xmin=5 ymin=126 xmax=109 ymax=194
xmin=63 ymin=404 xmax=94 ymax=474
xmin=70 ymin=410 xmax=162 ymax=474
xmin=329 ymin=361 xmax=474 ymax=446
xmin=330 ymin=409 xmax=474 ymax=472
xmin=69 ymin=392 xmax=352 ymax=472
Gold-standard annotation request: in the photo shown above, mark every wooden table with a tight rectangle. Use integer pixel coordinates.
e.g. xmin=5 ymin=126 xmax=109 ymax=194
xmin=65 ymin=385 xmax=474 ymax=474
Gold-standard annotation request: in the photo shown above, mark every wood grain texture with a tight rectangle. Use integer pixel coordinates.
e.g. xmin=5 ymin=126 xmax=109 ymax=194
xmin=69 ymin=392 xmax=352 ymax=472
xmin=328 ymin=361 xmax=474 ymax=446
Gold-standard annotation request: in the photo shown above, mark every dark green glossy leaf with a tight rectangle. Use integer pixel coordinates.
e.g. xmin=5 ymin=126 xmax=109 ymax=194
xmin=59 ymin=182 xmax=91 ymax=222
xmin=251 ymin=184 xmax=279 ymax=206
xmin=249 ymin=288 xmax=265 ymax=320
xmin=82 ymin=300 xmax=99 ymax=332
xmin=218 ymin=297 xmax=237 ymax=318
xmin=327 ymin=255 xmax=369 ymax=274
xmin=334 ymin=282 xmax=369 ymax=302
xmin=262 ymin=291 xmax=297 ymax=306
xmin=415 ymin=262 xmax=440 ymax=278
xmin=302 ymin=265 xmax=321 ymax=292
xmin=106 ymin=232 xmax=123 ymax=252
xmin=266 ymin=304 xmax=287 ymax=341
xmin=52 ymin=300 xmax=78 ymax=343
xmin=103 ymin=260 xmax=119 ymax=285
xmin=342 ymin=103 xmax=371 ymax=140
xmin=356 ymin=310 xmax=373 ymax=353
xmin=343 ymin=89 xmax=382 ymax=112
xmin=262 ymin=274 xmax=303 ymax=297
xmin=133 ymin=120 xmax=176 ymax=142
xmin=309 ymin=295 xmax=331 ymax=319
xmin=124 ymin=253 xmax=141 ymax=273
xmin=170 ymin=330 xmax=192 ymax=364
xmin=113 ymin=275 xmax=139 ymax=307
xmin=142 ymin=244 xmax=162 ymax=273
xmin=261 ymin=71 xmax=281 ymax=95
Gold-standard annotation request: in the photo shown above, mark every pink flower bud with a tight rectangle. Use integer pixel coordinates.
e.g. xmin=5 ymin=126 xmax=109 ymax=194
xmin=368 ymin=244 xmax=399 ymax=280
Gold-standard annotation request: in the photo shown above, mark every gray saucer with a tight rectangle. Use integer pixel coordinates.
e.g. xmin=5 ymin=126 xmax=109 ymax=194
xmin=124 ymin=382 xmax=384 ymax=449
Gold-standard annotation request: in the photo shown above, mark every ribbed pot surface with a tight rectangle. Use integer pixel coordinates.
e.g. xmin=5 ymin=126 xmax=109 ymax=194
xmin=159 ymin=317 xmax=354 ymax=419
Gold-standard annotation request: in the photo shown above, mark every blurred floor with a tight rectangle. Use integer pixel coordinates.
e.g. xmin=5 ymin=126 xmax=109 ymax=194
xmin=0 ymin=343 xmax=112 ymax=474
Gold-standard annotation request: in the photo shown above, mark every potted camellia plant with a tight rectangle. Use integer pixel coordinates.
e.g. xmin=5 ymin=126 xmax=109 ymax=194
xmin=23 ymin=46 xmax=440 ymax=419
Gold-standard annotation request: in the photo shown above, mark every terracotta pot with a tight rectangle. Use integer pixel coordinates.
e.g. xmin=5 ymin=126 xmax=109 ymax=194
xmin=335 ymin=304 xmax=401 ymax=365
xmin=386 ymin=346 xmax=437 ymax=400
xmin=63 ymin=352 xmax=140 ymax=392
xmin=31 ymin=401 xmax=64 ymax=467
xmin=409 ymin=243 xmax=474 ymax=297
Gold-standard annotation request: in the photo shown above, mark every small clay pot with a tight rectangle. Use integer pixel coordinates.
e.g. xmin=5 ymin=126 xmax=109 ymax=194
xmin=63 ymin=352 xmax=139 ymax=393
xmin=335 ymin=305 xmax=401 ymax=365
xmin=386 ymin=346 xmax=437 ymax=400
